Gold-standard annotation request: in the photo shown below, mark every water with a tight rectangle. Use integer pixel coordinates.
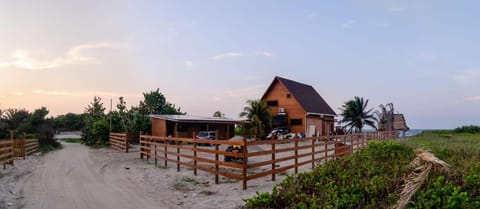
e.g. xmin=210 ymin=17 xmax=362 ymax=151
xmin=405 ymin=129 xmax=423 ymax=137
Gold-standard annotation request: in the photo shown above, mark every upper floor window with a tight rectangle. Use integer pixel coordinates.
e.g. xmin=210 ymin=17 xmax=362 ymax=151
xmin=290 ymin=119 xmax=302 ymax=126
xmin=266 ymin=100 xmax=278 ymax=106
xmin=286 ymin=93 xmax=291 ymax=98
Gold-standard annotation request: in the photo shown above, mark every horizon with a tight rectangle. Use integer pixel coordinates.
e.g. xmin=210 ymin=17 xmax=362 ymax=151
xmin=1 ymin=1 xmax=480 ymax=129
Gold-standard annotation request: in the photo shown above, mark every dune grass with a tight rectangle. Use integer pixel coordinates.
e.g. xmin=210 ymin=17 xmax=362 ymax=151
xmin=245 ymin=131 xmax=480 ymax=209
xmin=62 ymin=138 xmax=82 ymax=143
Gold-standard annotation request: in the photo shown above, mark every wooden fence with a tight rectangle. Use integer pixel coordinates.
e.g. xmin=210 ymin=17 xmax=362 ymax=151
xmin=0 ymin=140 xmax=14 ymax=169
xmin=13 ymin=138 xmax=39 ymax=159
xmin=139 ymin=131 xmax=398 ymax=190
xmin=110 ymin=133 xmax=129 ymax=152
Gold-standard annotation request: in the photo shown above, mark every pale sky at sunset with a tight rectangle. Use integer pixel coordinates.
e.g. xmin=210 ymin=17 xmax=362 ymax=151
xmin=1 ymin=1 xmax=480 ymax=129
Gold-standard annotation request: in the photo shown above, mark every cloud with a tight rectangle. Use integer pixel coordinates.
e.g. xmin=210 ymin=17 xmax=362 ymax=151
xmin=342 ymin=19 xmax=357 ymax=28
xmin=211 ymin=51 xmax=273 ymax=61
xmin=184 ymin=60 xmax=193 ymax=68
xmin=464 ymin=96 xmax=480 ymax=102
xmin=453 ymin=70 xmax=480 ymax=85
xmin=211 ymin=52 xmax=244 ymax=61
xmin=32 ymin=89 xmax=141 ymax=98
xmin=254 ymin=51 xmax=272 ymax=57
xmin=0 ymin=42 xmax=129 ymax=70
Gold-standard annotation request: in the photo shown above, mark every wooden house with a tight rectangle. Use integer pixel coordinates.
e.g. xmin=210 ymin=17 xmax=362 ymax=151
xmin=261 ymin=76 xmax=336 ymax=137
xmin=149 ymin=115 xmax=238 ymax=139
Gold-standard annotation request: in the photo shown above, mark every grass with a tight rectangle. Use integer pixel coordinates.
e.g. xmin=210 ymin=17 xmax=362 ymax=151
xmin=62 ymin=138 xmax=82 ymax=143
xmin=38 ymin=144 xmax=62 ymax=153
xmin=245 ymin=131 xmax=480 ymax=209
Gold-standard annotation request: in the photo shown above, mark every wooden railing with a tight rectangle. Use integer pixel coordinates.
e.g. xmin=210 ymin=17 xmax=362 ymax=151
xmin=0 ymin=140 xmax=14 ymax=169
xmin=139 ymin=131 xmax=399 ymax=190
xmin=109 ymin=133 xmax=129 ymax=152
xmin=25 ymin=139 xmax=39 ymax=156
xmin=13 ymin=139 xmax=39 ymax=159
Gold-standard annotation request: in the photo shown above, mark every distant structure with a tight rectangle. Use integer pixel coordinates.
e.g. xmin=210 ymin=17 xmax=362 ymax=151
xmin=393 ymin=114 xmax=409 ymax=136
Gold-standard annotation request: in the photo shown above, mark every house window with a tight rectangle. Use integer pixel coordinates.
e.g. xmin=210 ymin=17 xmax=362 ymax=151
xmin=266 ymin=100 xmax=278 ymax=106
xmin=286 ymin=93 xmax=291 ymax=98
xmin=290 ymin=119 xmax=302 ymax=126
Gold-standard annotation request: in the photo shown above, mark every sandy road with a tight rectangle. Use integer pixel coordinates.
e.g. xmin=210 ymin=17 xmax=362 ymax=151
xmin=19 ymin=143 xmax=178 ymax=209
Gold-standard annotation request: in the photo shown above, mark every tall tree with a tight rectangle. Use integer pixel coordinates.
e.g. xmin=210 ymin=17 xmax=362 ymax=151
xmin=138 ymin=89 xmax=183 ymax=115
xmin=339 ymin=97 xmax=376 ymax=133
xmin=82 ymin=97 xmax=108 ymax=145
xmin=239 ymin=99 xmax=271 ymax=138
xmin=375 ymin=103 xmax=394 ymax=131
xmin=213 ymin=111 xmax=225 ymax=118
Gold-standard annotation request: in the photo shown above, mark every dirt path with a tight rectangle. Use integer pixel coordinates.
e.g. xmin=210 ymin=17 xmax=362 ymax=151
xmin=19 ymin=143 xmax=178 ymax=209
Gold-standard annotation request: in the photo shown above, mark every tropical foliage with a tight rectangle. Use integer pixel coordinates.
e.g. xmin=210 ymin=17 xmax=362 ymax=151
xmin=375 ymin=103 xmax=394 ymax=131
xmin=239 ymin=99 xmax=271 ymax=138
xmin=339 ymin=96 xmax=376 ymax=133
xmin=81 ymin=89 xmax=184 ymax=146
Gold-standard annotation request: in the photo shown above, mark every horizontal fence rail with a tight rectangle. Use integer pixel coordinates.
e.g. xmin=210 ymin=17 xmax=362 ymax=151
xmin=138 ymin=131 xmax=399 ymax=189
xmin=0 ymin=140 xmax=14 ymax=169
xmin=109 ymin=133 xmax=129 ymax=152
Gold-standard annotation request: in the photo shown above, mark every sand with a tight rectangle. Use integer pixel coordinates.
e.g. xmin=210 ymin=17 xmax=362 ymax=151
xmin=0 ymin=141 xmax=314 ymax=209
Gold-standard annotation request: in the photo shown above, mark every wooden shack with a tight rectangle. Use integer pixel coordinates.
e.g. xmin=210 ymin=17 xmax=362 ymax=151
xmin=150 ymin=115 xmax=239 ymax=139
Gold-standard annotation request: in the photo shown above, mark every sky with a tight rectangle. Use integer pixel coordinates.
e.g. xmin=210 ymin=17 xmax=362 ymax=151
xmin=1 ymin=0 xmax=479 ymax=129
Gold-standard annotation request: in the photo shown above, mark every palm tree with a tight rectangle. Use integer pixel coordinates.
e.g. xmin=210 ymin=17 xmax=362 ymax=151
xmin=374 ymin=103 xmax=394 ymax=131
xmin=239 ymin=99 xmax=271 ymax=138
xmin=339 ymin=97 xmax=376 ymax=133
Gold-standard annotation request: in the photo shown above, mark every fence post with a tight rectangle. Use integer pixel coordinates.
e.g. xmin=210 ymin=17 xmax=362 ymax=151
xmin=242 ymin=137 xmax=248 ymax=190
xmin=294 ymin=138 xmax=298 ymax=174
xmin=311 ymin=136 xmax=315 ymax=169
xmin=10 ymin=130 xmax=14 ymax=167
xmin=23 ymin=133 xmax=26 ymax=159
xmin=176 ymin=143 xmax=180 ymax=172
xmin=140 ymin=133 xmax=144 ymax=159
xmin=154 ymin=142 xmax=157 ymax=166
xmin=324 ymin=137 xmax=328 ymax=164
xmin=271 ymin=134 xmax=276 ymax=181
xmin=193 ymin=132 xmax=197 ymax=176
xmin=215 ymin=143 xmax=219 ymax=184
xmin=126 ymin=133 xmax=129 ymax=153
xmin=164 ymin=139 xmax=168 ymax=167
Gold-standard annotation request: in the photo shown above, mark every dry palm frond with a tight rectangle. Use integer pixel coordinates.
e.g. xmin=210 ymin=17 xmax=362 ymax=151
xmin=391 ymin=149 xmax=450 ymax=209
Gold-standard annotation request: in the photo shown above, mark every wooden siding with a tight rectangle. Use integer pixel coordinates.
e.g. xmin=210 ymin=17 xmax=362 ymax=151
xmin=151 ymin=118 xmax=235 ymax=139
xmin=151 ymin=118 xmax=167 ymax=137
xmin=262 ymin=80 xmax=306 ymax=134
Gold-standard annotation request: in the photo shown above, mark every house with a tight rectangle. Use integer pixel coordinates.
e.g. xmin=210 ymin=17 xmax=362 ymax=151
xmin=261 ymin=76 xmax=336 ymax=137
xmin=149 ymin=114 xmax=239 ymax=139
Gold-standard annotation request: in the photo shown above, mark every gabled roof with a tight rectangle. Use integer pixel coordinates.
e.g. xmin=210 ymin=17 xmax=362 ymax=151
xmin=262 ymin=76 xmax=337 ymax=116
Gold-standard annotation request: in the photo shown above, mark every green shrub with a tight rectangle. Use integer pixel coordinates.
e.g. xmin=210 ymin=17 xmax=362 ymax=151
xmin=409 ymin=176 xmax=468 ymax=209
xmin=453 ymin=125 xmax=480 ymax=134
xmin=245 ymin=141 xmax=415 ymax=209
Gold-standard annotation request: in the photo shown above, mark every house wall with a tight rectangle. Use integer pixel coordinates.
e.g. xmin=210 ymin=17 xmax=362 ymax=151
xmin=151 ymin=118 xmax=167 ymax=137
xmin=305 ymin=115 xmax=335 ymax=136
xmin=151 ymin=118 xmax=234 ymax=139
xmin=262 ymin=80 xmax=306 ymax=134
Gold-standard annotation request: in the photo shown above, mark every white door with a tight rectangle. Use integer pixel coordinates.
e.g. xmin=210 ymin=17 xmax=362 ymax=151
xmin=307 ymin=125 xmax=316 ymax=137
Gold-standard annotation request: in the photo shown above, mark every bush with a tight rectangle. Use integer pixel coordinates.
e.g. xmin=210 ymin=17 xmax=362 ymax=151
xmin=453 ymin=125 xmax=480 ymax=134
xmin=245 ymin=141 xmax=415 ymax=209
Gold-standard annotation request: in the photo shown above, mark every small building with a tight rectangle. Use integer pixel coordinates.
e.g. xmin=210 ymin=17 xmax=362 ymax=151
xmin=150 ymin=114 xmax=239 ymax=139
xmin=261 ymin=76 xmax=337 ymax=137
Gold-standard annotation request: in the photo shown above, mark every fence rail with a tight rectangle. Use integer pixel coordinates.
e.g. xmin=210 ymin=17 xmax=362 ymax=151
xmin=109 ymin=133 xmax=129 ymax=152
xmin=139 ymin=131 xmax=399 ymax=190
xmin=0 ymin=140 xmax=14 ymax=169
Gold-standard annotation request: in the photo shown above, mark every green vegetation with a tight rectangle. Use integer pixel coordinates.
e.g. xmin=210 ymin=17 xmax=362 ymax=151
xmin=453 ymin=125 xmax=480 ymax=134
xmin=62 ymin=138 xmax=82 ymax=143
xmin=245 ymin=131 xmax=480 ymax=209
xmin=81 ymin=89 xmax=184 ymax=146
xmin=339 ymin=96 xmax=376 ymax=133
xmin=239 ymin=99 xmax=271 ymax=138
xmin=39 ymin=144 xmax=62 ymax=153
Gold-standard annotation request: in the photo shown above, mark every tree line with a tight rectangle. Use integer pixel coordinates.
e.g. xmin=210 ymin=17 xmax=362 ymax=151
xmin=0 ymin=88 xmax=184 ymax=147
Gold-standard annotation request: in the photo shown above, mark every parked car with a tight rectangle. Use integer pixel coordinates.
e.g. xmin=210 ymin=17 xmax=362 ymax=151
xmin=224 ymin=145 xmax=243 ymax=163
xmin=266 ymin=127 xmax=294 ymax=139
xmin=196 ymin=131 xmax=216 ymax=145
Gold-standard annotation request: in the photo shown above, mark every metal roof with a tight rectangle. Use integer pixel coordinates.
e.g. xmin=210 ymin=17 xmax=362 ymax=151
xmin=149 ymin=114 xmax=241 ymax=124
